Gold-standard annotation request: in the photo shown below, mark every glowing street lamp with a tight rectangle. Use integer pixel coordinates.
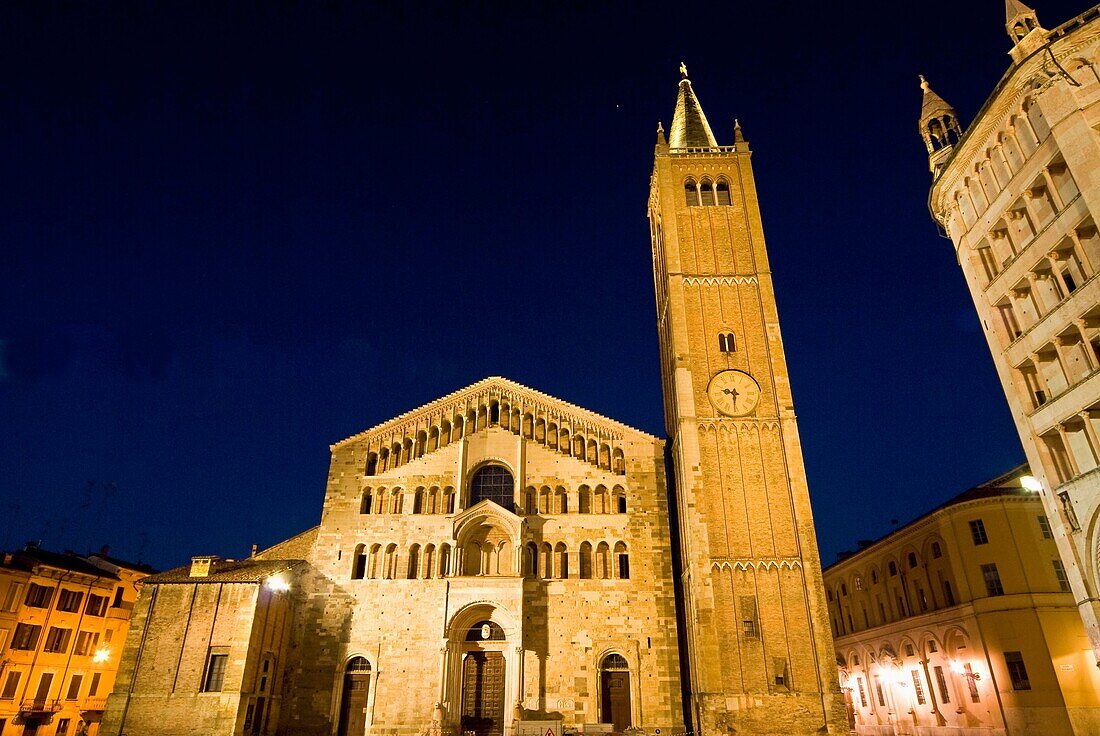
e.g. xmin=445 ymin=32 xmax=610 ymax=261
xmin=950 ymin=660 xmax=981 ymax=680
xmin=1021 ymin=475 xmax=1043 ymax=493
xmin=266 ymin=575 xmax=290 ymax=593
xmin=93 ymin=647 xmax=111 ymax=664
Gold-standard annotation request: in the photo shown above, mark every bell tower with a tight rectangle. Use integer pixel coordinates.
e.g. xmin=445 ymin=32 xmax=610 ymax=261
xmin=648 ymin=66 xmax=845 ymax=735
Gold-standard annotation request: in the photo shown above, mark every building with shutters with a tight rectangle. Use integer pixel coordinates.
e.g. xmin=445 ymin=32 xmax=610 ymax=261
xmin=826 ymin=464 xmax=1100 ymax=735
xmin=0 ymin=544 xmax=153 ymax=736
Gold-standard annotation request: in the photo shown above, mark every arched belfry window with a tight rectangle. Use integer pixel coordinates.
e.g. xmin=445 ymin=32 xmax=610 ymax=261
xmin=684 ymin=180 xmax=700 ymax=207
xmin=469 ymin=464 xmax=515 ymax=511
xmin=718 ymin=333 xmax=736 ymax=353
xmin=700 ymin=179 xmax=715 ymax=206
xmin=716 ymin=179 xmax=732 ymax=206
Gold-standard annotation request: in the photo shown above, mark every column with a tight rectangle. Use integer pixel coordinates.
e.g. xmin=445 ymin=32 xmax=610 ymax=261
xmin=1079 ymin=411 xmax=1100 ymax=467
xmin=1056 ymin=423 xmax=1082 ymax=479
xmin=1078 ymin=320 xmax=1099 ymax=368
xmin=1068 ymin=229 xmax=1095 ymax=275
xmin=1029 ymin=352 xmax=1053 ymax=401
xmin=1041 ymin=168 xmax=1066 ymax=210
xmin=1052 ymin=337 xmax=1076 ymax=386
xmin=1047 ymin=252 xmax=1070 ymax=300
xmin=1024 ymin=273 xmax=1045 ymax=317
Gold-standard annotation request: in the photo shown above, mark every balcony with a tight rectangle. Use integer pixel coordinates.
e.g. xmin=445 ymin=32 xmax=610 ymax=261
xmin=81 ymin=697 xmax=109 ymax=712
xmin=19 ymin=697 xmax=61 ymax=714
xmin=106 ymin=601 xmax=134 ymax=620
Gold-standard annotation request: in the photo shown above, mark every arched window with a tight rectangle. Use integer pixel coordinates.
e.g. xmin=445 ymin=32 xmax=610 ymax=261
xmin=375 ymin=489 xmax=386 ymax=514
xmin=907 ymin=552 xmax=918 ymax=569
xmin=716 ymin=179 xmax=732 ymax=205
xmin=525 ymin=542 xmax=539 ymax=579
xmin=365 ymin=453 xmax=378 ymax=477
xmin=413 ymin=489 xmax=425 ymax=514
xmin=423 ymin=545 xmax=435 ymax=579
xmin=931 ymin=542 xmax=942 ymax=559
xmin=470 ymin=465 xmax=515 ymax=511
xmin=700 ymin=179 xmax=715 ymax=206
xmin=613 ymin=486 xmax=626 ymax=513
xmin=596 ymin=542 xmax=611 ymax=579
xmin=360 ymin=489 xmax=372 ymax=515
xmin=888 ymin=561 xmax=898 ymax=576
xmin=579 ymin=486 xmax=592 ymax=514
xmin=444 ymin=487 xmax=456 ymax=513
xmin=612 ymin=449 xmax=625 ymax=475
xmin=541 ymin=543 xmax=553 ymax=579
xmin=351 ymin=544 xmax=367 ymax=580
xmin=539 ymin=486 xmax=551 ymax=514
xmin=685 ymin=180 xmax=700 ymax=207
xmin=383 ymin=544 xmax=397 ymax=580
xmin=718 ymin=333 xmax=736 ymax=352
xmin=368 ymin=544 xmax=381 ymax=578
xmin=525 ymin=487 xmax=536 ymax=515
xmin=439 ymin=544 xmax=451 ymax=577
xmin=407 ymin=545 xmax=421 ymax=579
xmin=580 ymin=542 xmax=593 ymax=579
xmin=556 ymin=487 xmax=568 ymax=514
xmin=614 ymin=542 xmax=629 ymax=579
xmin=555 ymin=542 xmax=569 ymax=579
xmin=390 ymin=489 xmax=403 ymax=514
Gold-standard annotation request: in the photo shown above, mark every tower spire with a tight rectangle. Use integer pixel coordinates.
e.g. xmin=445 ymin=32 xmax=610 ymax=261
xmin=668 ymin=62 xmax=718 ymax=149
xmin=1005 ymin=0 xmax=1044 ymax=45
xmin=918 ymin=75 xmax=963 ymax=177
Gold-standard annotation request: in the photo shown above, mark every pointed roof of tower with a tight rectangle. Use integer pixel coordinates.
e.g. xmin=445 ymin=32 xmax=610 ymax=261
xmin=668 ymin=63 xmax=718 ymax=149
xmin=918 ymin=75 xmax=956 ymax=124
xmin=1005 ymin=0 xmax=1036 ymax=24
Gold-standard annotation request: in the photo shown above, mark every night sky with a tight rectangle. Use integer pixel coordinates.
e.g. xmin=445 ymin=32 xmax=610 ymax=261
xmin=3 ymin=1 xmax=1083 ymax=571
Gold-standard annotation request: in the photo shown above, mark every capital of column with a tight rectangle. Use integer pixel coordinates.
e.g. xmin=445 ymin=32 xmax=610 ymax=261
xmin=1048 ymin=251 xmax=1064 ymax=262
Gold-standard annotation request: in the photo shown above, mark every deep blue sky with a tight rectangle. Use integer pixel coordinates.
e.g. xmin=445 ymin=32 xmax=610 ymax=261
xmin=3 ymin=1 xmax=1083 ymax=570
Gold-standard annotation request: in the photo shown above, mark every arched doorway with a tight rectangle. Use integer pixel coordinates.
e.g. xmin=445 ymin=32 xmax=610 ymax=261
xmin=461 ymin=621 xmax=507 ymax=736
xmin=599 ymin=653 xmax=631 ymax=733
xmin=337 ymin=657 xmax=372 ymax=736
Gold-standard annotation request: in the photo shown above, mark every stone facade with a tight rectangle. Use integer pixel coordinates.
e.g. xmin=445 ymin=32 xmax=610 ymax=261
xmin=924 ymin=1 xmax=1100 ymax=664
xmin=826 ymin=464 xmax=1100 ymax=736
xmin=100 ymin=70 xmax=842 ymax=736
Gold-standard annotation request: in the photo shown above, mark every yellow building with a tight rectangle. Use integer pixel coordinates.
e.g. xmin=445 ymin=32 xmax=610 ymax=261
xmin=923 ymin=1 xmax=1100 ymax=662
xmin=0 ymin=544 xmax=153 ymax=736
xmin=825 ymin=465 xmax=1100 ymax=736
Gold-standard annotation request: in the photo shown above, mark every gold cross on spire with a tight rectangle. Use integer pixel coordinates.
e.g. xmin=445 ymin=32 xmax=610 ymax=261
xmin=679 ymin=62 xmax=688 ymax=79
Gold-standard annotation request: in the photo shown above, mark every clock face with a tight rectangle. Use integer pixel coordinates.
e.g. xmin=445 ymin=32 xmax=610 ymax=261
xmin=707 ymin=370 xmax=761 ymax=417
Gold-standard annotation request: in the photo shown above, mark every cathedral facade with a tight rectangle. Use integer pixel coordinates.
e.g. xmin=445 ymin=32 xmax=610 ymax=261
xmin=99 ymin=72 xmax=843 ymax=736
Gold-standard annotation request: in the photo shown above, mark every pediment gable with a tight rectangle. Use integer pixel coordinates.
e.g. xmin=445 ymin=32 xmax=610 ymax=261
xmin=334 ymin=376 xmax=656 ymax=450
xmin=453 ymin=499 xmax=524 ymax=541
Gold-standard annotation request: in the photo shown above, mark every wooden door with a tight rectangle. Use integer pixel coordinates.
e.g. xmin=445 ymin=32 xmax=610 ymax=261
xmin=600 ymin=671 xmax=631 ymax=733
xmin=461 ymin=651 xmax=505 ymax=736
xmin=337 ymin=671 xmax=371 ymax=736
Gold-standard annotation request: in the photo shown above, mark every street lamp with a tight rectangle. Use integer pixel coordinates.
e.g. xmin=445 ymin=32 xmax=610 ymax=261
xmin=1021 ymin=475 xmax=1043 ymax=493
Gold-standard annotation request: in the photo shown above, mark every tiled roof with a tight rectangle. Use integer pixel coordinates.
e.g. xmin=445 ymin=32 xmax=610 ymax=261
xmin=146 ymin=558 xmax=304 ymax=584
xmin=3 ymin=546 xmax=121 ymax=580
